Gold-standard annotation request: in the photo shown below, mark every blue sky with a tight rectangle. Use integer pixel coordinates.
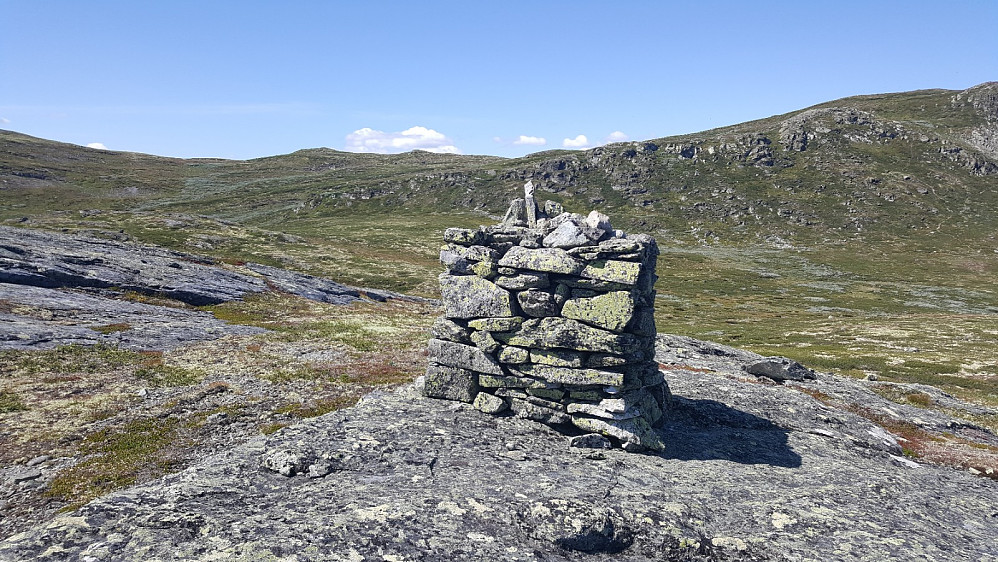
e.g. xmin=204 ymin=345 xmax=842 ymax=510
xmin=2 ymin=1 xmax=996 ymax=159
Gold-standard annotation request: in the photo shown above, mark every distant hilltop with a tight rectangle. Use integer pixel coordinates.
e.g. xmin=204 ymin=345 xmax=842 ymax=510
xmin=2 ymin=82 xmax=997 ymax=247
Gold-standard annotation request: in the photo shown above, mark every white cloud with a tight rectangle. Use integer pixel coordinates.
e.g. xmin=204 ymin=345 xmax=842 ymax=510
xmin=86 ymin=142 xmax=108 ymax=150
xmin=562 ymin=134 xmax=590 ymax=148
xmin=603 ymin=131 xmax=629 ymax=143
xmin=0 ymin=117 xmax=10 ymax=124
xmin=513 ymin=135 xmax=547 ymax=146
xmin=344 ymin=126 xmax=461 ymax=154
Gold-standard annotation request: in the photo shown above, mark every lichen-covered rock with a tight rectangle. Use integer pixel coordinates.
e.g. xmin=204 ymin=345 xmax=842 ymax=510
xmin=567 ymin=391 xmax=662 ymax=424
xmin=470 ymin=330 xmax=501 ymax=354
xmin=581 ymin=259 xmax=642 ymax=285
xmin=439 ymin=274 xmax=514 ymax=319
xmin=471 ymin=259 xmax=498 ymax=279
xmin=526 ymin=387 xmax=566 ymax=401
xmin=570 ymin=415 xmax=665 ymax=452
xmin=745 ymin=357 xmax=817 ymax=382
xmin=561 ymin=291 xmax=636 ymax=333
xmin=542 ymin=221 xmax=600 ymax=249
xmin=497 ymin=317 xmax=642 ymax=354
xmin=495 ymin=271 xmax=550 ymax=290
xmin=431 ymin=317 xmax=471 ymax=343
xmin=497 ymin=346 xmax=530 ymax=364
xmin=7 ymin=373 xmax=998 ymax=561
xmin=517 ymin=289 xmax=561 ymax=317
xmin=509 ymin=398 xmax=570 ymax=425
xmin=426 ymin=339 xmax=502 ymax=375
xmin=443 ymin=227 xmax=485 ymax=246
xmin=568 ymin=433 xmax=613 ymax=449
xmin=542 ymin=200 xmax=563 ymax=216
xmin=497 ymin=247 xmax=583 ymax=275
xmin=479 ymin=373 xmax=550 ymax=389
xmin=473 ymin=392 xmax=508 ymax=414
xmin=529 ymin=348 xmax=584 ymax=368
xmin=515 ymin=364 xmax=624 ymax=387
xmin=502 ymin=198 xmax=528 ymax=226
xmin=423 ymin=363 xmax=481 ymax=402
xmin=468 ymin=317 xmax=524 ymax=332
xmin=260 ymin=448 xmax=315 ymax=477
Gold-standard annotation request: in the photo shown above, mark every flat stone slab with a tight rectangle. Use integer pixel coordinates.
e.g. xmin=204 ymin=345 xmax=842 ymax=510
xmin=497 ymin=247 xmax=583 ymax=275
xmin=580 ymin=259 xmax=641 ymax=285
xmin=427 ymin=339 xmax=503 ymax=375
xmin=497 ymin=317 xmax=642 ymax=355
xmin=438 ymin=274 xmax=514 ymax=319
xmin=561 ymin=291 xmax=636 ymax=333
xmin=515 ymin=364 xmax=625 ymax=387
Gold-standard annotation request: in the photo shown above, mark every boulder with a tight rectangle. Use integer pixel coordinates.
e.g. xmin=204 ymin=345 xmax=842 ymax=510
xmin=745 ymin=357 xmax=817 ymax=382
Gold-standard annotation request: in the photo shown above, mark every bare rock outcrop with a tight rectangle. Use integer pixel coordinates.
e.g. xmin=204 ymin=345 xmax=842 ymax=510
xmin=2 ymin=336 xmax=996 ymax=561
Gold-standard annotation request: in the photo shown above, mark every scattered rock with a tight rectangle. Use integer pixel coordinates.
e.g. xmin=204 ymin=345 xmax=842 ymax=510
xmin=568 ymin=433 xmax=612 ymax=449
xmin=745 ymin=357 xmax=817 ymax=382
xmin=260 ymin=448 xmax=315 ymax=477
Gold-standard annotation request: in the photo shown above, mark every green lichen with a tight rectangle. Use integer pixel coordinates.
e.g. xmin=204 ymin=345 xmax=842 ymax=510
xmin=561 ymin=291 xmax=636 ymax=332
xmin=497 ymin=247 xmax=583 ymax=275
xmin=581 ymin=259 xmax=641 ymax=285
xmin=529 ymin=348 xmax=584 ymax=367
xmin=516 ymin=364 xmax=624 ymax=386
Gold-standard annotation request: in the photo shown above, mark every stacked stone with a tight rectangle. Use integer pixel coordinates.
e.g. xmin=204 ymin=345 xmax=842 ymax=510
xmin=422 ymin=197 xmax=670 ymax=452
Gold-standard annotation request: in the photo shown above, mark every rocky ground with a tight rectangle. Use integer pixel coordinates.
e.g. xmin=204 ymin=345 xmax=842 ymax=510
xmin=1 ymin=226 xmax=997 ymax=560
xmin=2 ymin=333 xmax=997 ymax=561
xmin=0 ymin=226 xmax=436 ymax=541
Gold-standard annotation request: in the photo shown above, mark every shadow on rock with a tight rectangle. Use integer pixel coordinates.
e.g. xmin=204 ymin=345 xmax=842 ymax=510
xmin=658 ymin=396 xmax=802 ymax=468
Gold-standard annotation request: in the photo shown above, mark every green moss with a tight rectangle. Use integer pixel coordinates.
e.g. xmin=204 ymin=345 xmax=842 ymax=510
xmin=0 ymin=390 xmax=28 ymax=413
xmin=134 ymin=364 xmax=204 ymax=387
xmin=260 ymin=422 xmax=289 ymax=435
xmin=45 ymin=417 xmax=182 ymax=509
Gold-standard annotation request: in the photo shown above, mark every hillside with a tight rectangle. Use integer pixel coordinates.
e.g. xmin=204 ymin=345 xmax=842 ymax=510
xmin=3 ymin=82 xmax=997 ymax=247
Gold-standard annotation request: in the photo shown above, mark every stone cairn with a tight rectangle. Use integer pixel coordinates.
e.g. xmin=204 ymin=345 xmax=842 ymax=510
xmin=421 ymin=182 xmax=670 ymax=451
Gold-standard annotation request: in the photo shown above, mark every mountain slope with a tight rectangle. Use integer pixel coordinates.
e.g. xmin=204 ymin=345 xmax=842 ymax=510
xmin=2 ymin=83 xmax=997 ymax=248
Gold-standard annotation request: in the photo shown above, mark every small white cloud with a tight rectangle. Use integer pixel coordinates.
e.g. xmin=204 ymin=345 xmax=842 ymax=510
xmin=603 ymin=131 xmax=629 ymax=143
xmin=344 ymin=126 xmax=461 ymax=154
xmin=513 ymin=135 xmax=547 ymax=146
xmin=0 ymin=117 xmax=10 ymax=124
xmin=86 ymin=142 xmax=108 ymax=150
xmin=492 ymin=136 xmax=503 ymax=143
xmin=562 ymin=134 xmax=590 ymax=148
